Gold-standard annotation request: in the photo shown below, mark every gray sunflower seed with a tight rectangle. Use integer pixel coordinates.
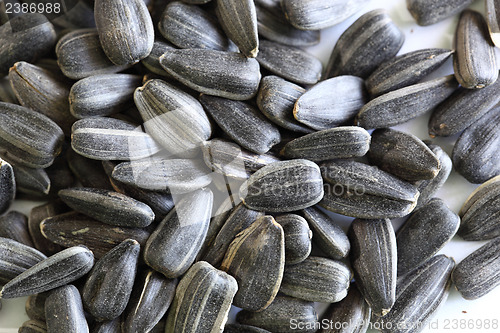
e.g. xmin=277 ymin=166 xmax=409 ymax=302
xmin=160 ymin=49 xmax=261 ymax=100
xmin=94 ymin=0 xmax=154 ymax=65
xmin=0 ymin=13 xmax=56 ymax=75
xmin=224 ymin=324 xmax=271 ymax=333
xmin=293 ymin=75 xmax=368 ymax=131
xmin=375 ymin=255 xmax=455 ymax=332
xmin=92 ymin=318 xmax=121 ymax=333
xmin=71 ymin=117 xmax=161 ymax=161
xmin=165 ymin=261 xmax=238 ymax=333
xmin=275 ymin=214 xmax=312 ymax=265
xmin=414 ymin=143 xmax=452 ymax=208
xmin=454 ymin=10 xmax=498 ymax=89
xmin=200 ymin=94 xmax=281 ymax=154
xmin=240 ymin=159 xmax=324 ymax=212
xmin=159 ymin=1 xmax=235 ymax=51
xmin=44 ymin=0 xmax=96 ymax=29
xmin=280 ymin=256 xmax=351 ymax=303
xmin=122 ymin=270 xmax=177 ymax=333
xmin=69 ymin=74 xmax=142 ymax=119
xmin=236 ymin=295 xmax=317 ymax=333
xmin=134 ymin=79 xmax=212 ymax=157
xmin=356 ymin=75 xmax=458 ymax=129
xmin=369 ymin=128 xmax=441 ymax=182
xmin=144 ymin=189 xmax=213 ymax=278
xmin=349 ymin=218 xmax=396 ymax=316
xmin=66 ymin=149 xmax=113 ymax=190
xmin=141 ymin=40 xmax=176 ymax=77
xmin=28 ymin=201 xmax=68 ymax=256
xmin=26 ymin=292 xmax=48 ymax=322
xmin=0 ymin=245 xmax=94 ymax=299
xmin=0 ymin=211 xmax=33 ymax=247
xmin=452 ymin=237 xmax=500 ymax=300
xmin=486 ymin=0 xmax=500 ymax=47
xmin=0 ymin=158 xmax=15 ymax=214
xmin=458 ymin=175 xmax=500 ymax=240
xmin=366 ymin=48 xmax=454 ymax=97
xmin=58 ymin=188 xmax=155 ymax=228
xmin=182 ymin=0 xmax=212 ymax=4
xmin=320 ymin=160 xmax=420 ymax=219
xmin=282 ymin=126 xmax=371 ymax=162
xmin=407 ymin=0 xmax=474 ymax=26
xmin=9 ymin=61 xmax=76 ymax=136
xmin=452 ymin=106 xmax=500 ymax=183
xmin=301 ymin=206 xmax=350 ymax=259
xmin=281 ymin=0 xmax=369 ymax=30
xmin=255 ymin=2 xmax=320 ymax=47
xmin=319 ymin=283 xmax=371 ymax=333
xmin=82 ymin=239 xmax=140 ymax=321
xmin=0 ymin=76 xmax=18 ymax=104
xmin=40 ymin=211 xmax=150 ymax=259
xmin=216 ymin=0 xmax=258 ymax=57
xmin=221 ymin=215 xmax=284 ymax=311
xmin=324 ymin=9 xmax=404 ymax=79
xmin=45 ymin=285 xmax=89 ymax=333
xmin=19 ymin=319 xmax=47 ymax=333
xmin=8 ymin=160 xmax=51 ymax=197
xmin=56 ymin=29 xmax=131 ymax=80
xmin=256 ymin=76 xmax=313 ymax=133
xmin=0 ymin=237 xmax=47 ymax=285
xmin=257 ymin=39 xmax=322 ymax=85
xmin=397 ymin=198 xmax=459 ymax=277
xmin=44 ymin=153 xmax=75 ymax=198
xmin=0 ymin=103 xmax=64 ymax=169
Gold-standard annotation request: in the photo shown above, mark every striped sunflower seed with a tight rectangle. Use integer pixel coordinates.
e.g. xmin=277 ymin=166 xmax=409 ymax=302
xmin=366 ymin=48 xmax=454 ymax=97
xmin=224 ymin=324 xmax=271 ymax=333
xmin=0 ymin=76 xmax=18 ymax=104
xmin=58 ymin=188 xmax=155 ymax=228
xmin=92 ymin=319 xmax=121 ymax=333
xmin=282 ymin=126 xmax=371 ymax=162
xmin=0 ymin=158 xmax=15 ymax=214
xmin=56 ymin=29 xmax=131 ymax=80
xmin=19 ymin=320 xmax=47 ymax=333
xmin=324 ymin=9 xmax=404 ymax=79
xmin=240 ymin=159 xmax=324 ymax=212
xmin=486 ymin=0 xmax=500 ymax=47
xmin=349 ymin=218 xmax=396 ymax=317
xmin=0 ymin=211 xmax=33 ymax=247
xmin=82 ymin=239 xmax=140 ymax=321
xmin=40 ymin=211 xmax=150 ymax=259
xmin=8 ymin=160 xmax=51 ymax=197
xmin=200 ymin=94 xmax=281 ymax=154
xmin=66 ymin=149 xmax=113 ymax=190
xmin=45 ymin=285 xmax=89 ymax=333
xmin=26 ymin=292 xmax=48 ymax=322
xmin=397 ymin=198 xmax=459 ymax=276
xmin=94 ymin=0 xmax=154 ymax=65
xmin=221 ymin=215 xmax=284 ymax=311
xmin=144 ymin=189 xmax=213 ymax=278
xmin=275 ymin=214 xmax=312 ymax=265
xmin=0 ymin=245 xmax=94 ymax=299
xmin=165 ymin=261 xmax=238 ymax=333
xmin=257 ymin=39 xmax=322 ymax=85
xmin=452 ymin=106 xmax=500 ymax=183
xmin=293 ymin=75 xmax=368 ymax=131
xmin=216 ymin=0 xmax=259 ymax=57
xmin=71 ymin=117 xmax=161 ymax=161
xmin=452 ymin=237 xmax=500 ymax=300
xmin=141 ymin=40 xmax=176 ymax=77
xmin=407 ymin=0 xmax=474 ymax=26
xmin=458 ymin=175 xmax=500 ymax=240
xmin=453 ymin=10 xmax=498 ymax=89
xmin=368 ymin=128 xmax=441 ymax=182
xmin=28 ymin=201 xmax=67 ymax=256
xmin=0 ymin=237 xmax=47 ymax=285
xmin=159 ymin=49 xmax=261 ymax=100
xmin=356 ymin=75 xmax=458 ymax=129
xmin=280 ymin=256 xmax=351 ymax=303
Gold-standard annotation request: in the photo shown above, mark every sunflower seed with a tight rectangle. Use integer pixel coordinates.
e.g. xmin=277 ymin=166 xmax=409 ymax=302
xmin=0 ymin=158 xmax=15 ymax=214
xmin=0 ymin=211 xmax=33 ymax=247
xmin=293 ymin=75 xmax=368 ymax=130
xmin=28 ymin=201 xmax=68 ymax=256
xmin=324 ymin=9 xmax=404 ymax=79
xmin=0 ymin=237 xmax=47 ymax=285
xmin=240 ymin=159 xmax=324 ymax=212
xmin=366 ymin=48 xmax=454 ymax=97
xmin=458 ymin=175 xmax=500 ymax=240
xmin=486 ymin=0 xmax=500 ymax=47
xmin=257 ymin=39 xmax=322 ymax=85
xmin=44 ymin=152 xmax=75 ymax=198
xmin=43 ymin=0 xmax=96 ymax=29
xmin=71 ymin=117 xmax=161 ymax=161
xmin=19 ymin=319 xmax=47 ymax=333
xmin=141 ymin=40 xmax=176 ymax=77
xmin=66 ymin=149 xmax=113 ymax=190
xmin=0 ymin=76 xmax=18 ymax=104
xmin=452 ymin=106 xmax=500 ymax=183
xmin=122 ymin=270 xmax=177 ymax=333
xmin=0 ymin=245 xmax=94 ymax=299
xmin=165 ymin=261 xmax=238 ymax=333
xmin=452 ymin=237 xmax=500 ymax=300
xmin=407 ymin=0 xmax=474 ymax=26
xmin=236 ymin=295 xmax=317 ymax=333
xmin=275 ymin=214 xmax=312 ymax=265
xmin=26 ymin=292 xmax=48 ymax=322
xmin=356 ymin=75 xmax=458 ymax=129
xmin=160 ymin=49 xmax=261 ymax=100
xmin=56 ymin=29 xmax=130 ymax=80
xmin=92 ymin=318 xmax=121 ymax=333
xmin=282 ymin=126 xmax=371 ymax=162
xmin=45 ymin=285 xmax=89 ymax=332
xmin=9 ymin=161 xmax=51 ymax=197
xmin=454 ymin=10 xmax=498 ymax=89
xmin=216 ymin=0 xmax=258 ymax=57
xmin=224 ymin=324 xmax=271 ymax=333
xmin=181 ymin=0 xmax=212 ymax=4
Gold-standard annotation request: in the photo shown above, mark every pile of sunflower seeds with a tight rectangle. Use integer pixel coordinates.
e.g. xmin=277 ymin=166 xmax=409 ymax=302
xmin=0 ymin=0 xmax=499 ymax=332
